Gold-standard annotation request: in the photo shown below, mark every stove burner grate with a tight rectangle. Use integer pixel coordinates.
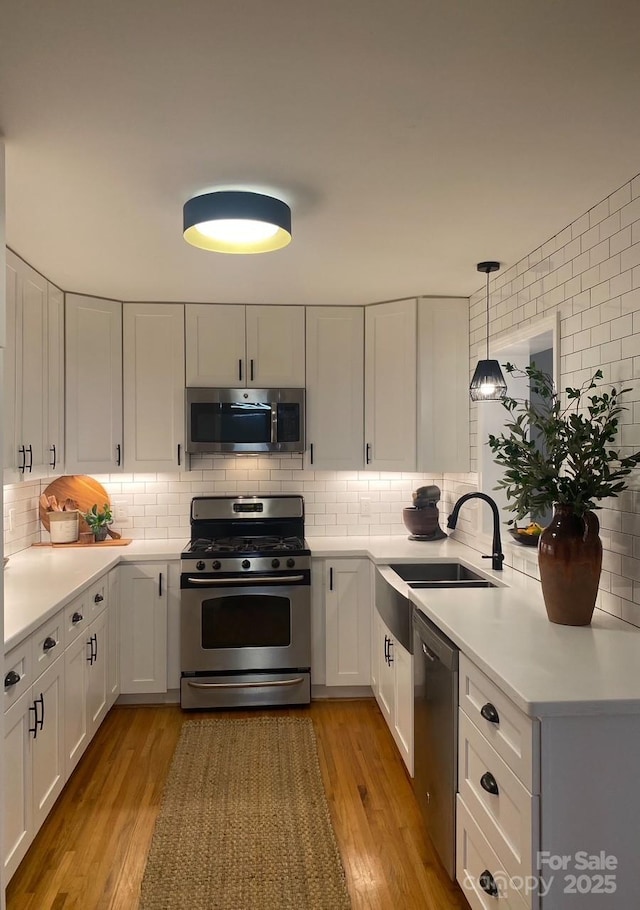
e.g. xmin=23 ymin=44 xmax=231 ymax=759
xmin=187 ymin=535 xmax=304 ymax=555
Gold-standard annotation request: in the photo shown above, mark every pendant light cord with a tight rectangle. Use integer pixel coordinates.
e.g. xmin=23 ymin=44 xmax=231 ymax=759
xmin=485 ymin=270 xmax=490 ymax=360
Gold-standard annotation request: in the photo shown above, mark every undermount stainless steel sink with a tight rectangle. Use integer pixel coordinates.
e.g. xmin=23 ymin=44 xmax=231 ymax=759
xmin=389 ymin=562 xmax=497 ymax=589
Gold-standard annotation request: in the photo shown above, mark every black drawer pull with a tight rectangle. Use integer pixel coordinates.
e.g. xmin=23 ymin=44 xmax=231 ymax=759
xmin=43 ymin=636 xmax=57 ymax=652
xmin=50 ymin=444 xmax=57 ymax=470
xmin=4 ymin=670 xmax=21 ymax=688
xmin=480 ymin=771 xmax=500 ymax=796
xmin=480 ymin=702 xmax=500 ymax=724
xmin=94 ymin=593 xmax=104 ymax=604
xmin=479 ymin=869 xmax=499 ymax=897
xmin=72 ymin=612 xmax=84 ymax=624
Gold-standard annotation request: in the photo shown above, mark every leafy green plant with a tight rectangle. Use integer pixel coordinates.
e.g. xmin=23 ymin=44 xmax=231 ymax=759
xmin=487 ymin=364 xmax=640 ymax=522
xmin=83 ymin=503 xmax=113 ymax=531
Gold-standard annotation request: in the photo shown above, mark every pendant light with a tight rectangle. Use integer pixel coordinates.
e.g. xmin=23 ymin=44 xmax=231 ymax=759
xmin=469 ymin=261 xmax=507 ymax=401
xmin=183 ymin=191 xmax=292 ymax=253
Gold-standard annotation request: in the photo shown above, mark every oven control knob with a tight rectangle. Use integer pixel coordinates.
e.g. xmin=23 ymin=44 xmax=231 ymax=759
xmin=196 ymin=561 xmax=205 ymax=571
xmin=286 ymin=558 xmax=295 ymax=569
xmin=212 ymin=560 xmax=221 ymax=570
xmin=271 ymin=558 xmax=280 ymax=569
xmin=242 ymin=559 xmax=251 ymax=570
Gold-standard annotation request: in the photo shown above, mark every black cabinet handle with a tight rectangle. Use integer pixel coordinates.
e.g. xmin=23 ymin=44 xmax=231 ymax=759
xmin=383 ymin=634 xmax=389 ymax=664
xmin=329 ymin=566 xmax=333 ymax=591
xmin=387 ymin=638 xmax=394 ymax=664
xmin=36 ymin=693 xmax=44 ymax=731
xmin=4 ymin=670 xmax=21 ymax=688
xmin=250 ymin=359 xmax=254 ymax=382
xmin=94 ymin=593 xmax=104 ymax=604
xmin=49 ymin=444 xmax=57 ymax=470
xmin=116 ymin=443 xmax=121 ymax=466
xmin=72 ymin=611 xmax=83 ymax=624
xmin=479 ymin=870 xmax=499 ymax=897
xmin=365 ymin=443 xmax=371 ymax=464
xmin=18 ymin=445 xmax=26 ymax=473
xmin=177 ymin=444 xmax=181 ymax=466
xmin=238 ymin=359 xmax=243 ymax=382
xmin=93 ymin=633 xmax=98 ymax=663
xmin=29 ymin=703 xmax=38 ymax=738
xmin=480 ymin=702 xmax=500 ymax=724
xmin=87 ymin=637 xmax=94 ymax=664
xmin=309 ymin=443 xmax=314 ymax=465
xmin=480 ymin=771 xmax=500 ymax=796
xmin=26 ymin=444 xmax=33 ymax=472
xmin=43 ymin=636 xmax=57 ymax=652
xmin=159 ymin=572 xmax=163 ymax=597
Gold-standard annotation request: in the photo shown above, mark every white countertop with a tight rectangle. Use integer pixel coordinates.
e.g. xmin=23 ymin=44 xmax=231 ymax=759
xmin=6 ymin=534 xmax=640 ymax=718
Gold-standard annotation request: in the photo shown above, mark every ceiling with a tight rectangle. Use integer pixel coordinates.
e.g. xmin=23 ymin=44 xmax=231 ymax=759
xmin=2 ymin=0 xmax=640 ymax=306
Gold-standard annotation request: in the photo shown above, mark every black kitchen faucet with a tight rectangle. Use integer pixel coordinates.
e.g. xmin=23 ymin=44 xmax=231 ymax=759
xmin=447 ymin=492 xmax=504 ymax=571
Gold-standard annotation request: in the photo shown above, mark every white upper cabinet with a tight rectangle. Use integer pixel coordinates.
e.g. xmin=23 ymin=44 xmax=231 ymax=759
xmin=364 ymin=298 xmax=417 ymax=472
xmin=305 ymin=306 xmax=364 ymax=470
xmin=364 ymin=296 xmax=470 ymax=474
xmin=123 ymin=304 xmax=186 ymax=472
xmin=185 ymin=303 xmax=305 ymax=388
xmin=185 ymin=304 xmax=246 ymax=386
xmin=4 ymin=250 xmax=63 ymax=481
xmin=417 ymin=297 xmax=469 ymax=473
xmin=65 ymin=294 xmax=123 ymax=474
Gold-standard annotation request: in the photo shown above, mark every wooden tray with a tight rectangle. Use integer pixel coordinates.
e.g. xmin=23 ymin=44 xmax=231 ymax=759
xmin=40 ymin=475 xmax=111 ymax=532
xmin=32 ymin=539 xmax=132 ymax=548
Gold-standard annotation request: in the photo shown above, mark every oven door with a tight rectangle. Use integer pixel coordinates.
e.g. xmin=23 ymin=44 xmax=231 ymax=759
xmin=180 ymin=577 xmax=311 ymax=674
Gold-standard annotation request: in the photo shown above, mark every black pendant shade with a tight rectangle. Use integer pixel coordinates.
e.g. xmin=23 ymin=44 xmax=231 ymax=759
xmin=469 ymin=261 xmax=507 ymax=401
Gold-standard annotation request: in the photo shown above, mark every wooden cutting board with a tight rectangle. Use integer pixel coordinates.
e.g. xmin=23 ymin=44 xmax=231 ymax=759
xmin=40 ymin=475 xmax=111 ymax=532
xmin=32 ymin=538 xmax=132 ymax=548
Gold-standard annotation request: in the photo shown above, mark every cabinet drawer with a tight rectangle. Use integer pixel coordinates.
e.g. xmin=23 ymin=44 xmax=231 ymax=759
xmin=459 ymin=654 xmax=538 ymax=791
xmin=4 ymin=639 xmax=32 ymax=711
xmin=457 ymin=796 xmax=531 ymax=910
xmin=87 ymin=578 xmax=108 ymax=619
xmin=459 ymin=709 xmax=538 ymax=892
xmin=32 ymin=611 xmax=64 ymax=679
xmin=63 ymin=594 xmax=90 ymax=647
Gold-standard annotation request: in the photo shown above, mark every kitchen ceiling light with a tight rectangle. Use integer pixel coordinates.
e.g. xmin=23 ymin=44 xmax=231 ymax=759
xmin=183 ymin=191 xmax=292 ymax=253
xmin=469 ymin=261 xmax=507 ymax=401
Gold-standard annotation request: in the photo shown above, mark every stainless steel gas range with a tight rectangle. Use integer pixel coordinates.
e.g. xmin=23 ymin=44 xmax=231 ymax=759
xmin=180 ymin=494 xmax=311 ymax=710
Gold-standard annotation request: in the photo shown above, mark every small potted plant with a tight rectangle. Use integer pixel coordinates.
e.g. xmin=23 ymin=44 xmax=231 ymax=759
xmin=83 ymin=503 xmax=113 ymax=542
xmin=487 ymin=364 xmax=640 ymax=625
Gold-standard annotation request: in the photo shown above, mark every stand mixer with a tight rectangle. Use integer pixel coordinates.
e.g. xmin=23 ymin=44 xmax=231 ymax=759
xmin=402 ymin=485 xmax=447 ymax=541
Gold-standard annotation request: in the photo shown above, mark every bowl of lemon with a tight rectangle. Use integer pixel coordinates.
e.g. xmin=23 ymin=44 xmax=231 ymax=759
xmin=508 ymin=522 xmax=544 ymax=547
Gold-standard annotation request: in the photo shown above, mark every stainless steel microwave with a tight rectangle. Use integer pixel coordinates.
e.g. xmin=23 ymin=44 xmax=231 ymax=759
xmin=185 ymin=388 xmax=305 ymax=454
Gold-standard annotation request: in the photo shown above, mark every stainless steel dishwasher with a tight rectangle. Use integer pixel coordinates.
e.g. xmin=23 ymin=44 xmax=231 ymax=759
xmin=412 ymin=608 xmax=459 ymax=880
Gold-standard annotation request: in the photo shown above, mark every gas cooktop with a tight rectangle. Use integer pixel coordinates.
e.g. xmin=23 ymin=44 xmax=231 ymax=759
xmin=185 ymin=535 xmax=306 ymax=556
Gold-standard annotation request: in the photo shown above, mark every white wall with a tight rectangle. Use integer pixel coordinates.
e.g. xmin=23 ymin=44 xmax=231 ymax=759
xmin=444 ymin=171 xmax=640 ymax=627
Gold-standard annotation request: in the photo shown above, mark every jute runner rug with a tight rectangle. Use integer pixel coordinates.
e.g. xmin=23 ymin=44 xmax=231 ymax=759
xmin=139 ymin=716 xmax=352 ymax=910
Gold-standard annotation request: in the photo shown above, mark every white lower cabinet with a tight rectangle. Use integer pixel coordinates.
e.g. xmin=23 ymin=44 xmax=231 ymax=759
xmin=64 ymin=585 xmax=110 ymax=777
xmin=3 ymin=616 xmax=66 ymax=882
xmin=119 ymin=562 xmax=168 ymax=694
xmin=372 ymin=606 xmax=413 ymax=776
xmin=324 ymin=559 xmax=371 ymax=687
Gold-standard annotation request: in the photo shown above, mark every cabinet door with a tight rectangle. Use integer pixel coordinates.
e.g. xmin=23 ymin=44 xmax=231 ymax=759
xmin=325 ymin=559 xmax=371 ymax=686
xmin=18 ymin=260 xmax=49 ymax=477
xmin=46 ymin=282 xmax=65 ymax=475
xmin=376 ymin=615 xmax=395 ymax=726
xmin=65 ymin=294 xmax=123 ymax=473
xmin=119 ymin=563 xmax=168 ymax=694
xmin=3 ymin=691 xmax=33 ymax=882
xmin=246 ymin=305 xmax=305 ymax=387
xmin=393 ymin=639 xmax=414 ymax=776
xmin=364 ymin=299 xmax=417 ymax=471
xmin=185 ymin=303 xmax=246 ymax=386
xmin=305 ymin=307 xmax=364 ymax=470
xmin=417 ymin=297 xmax=469 ymax=472
xmin=87 ymin=609 xmax=109 ymax=736
xmin=64 ymin=634 xmax=89 ymax=776
xmin=123 ymin=304 xmax=186 ymax=472
xmin=4 ymin=251 xmax=19 ymax=481
xmin=107 ymin=570 xmax=120 ymax=707
xmin=31 ymin=657 xmax=65 ymax=831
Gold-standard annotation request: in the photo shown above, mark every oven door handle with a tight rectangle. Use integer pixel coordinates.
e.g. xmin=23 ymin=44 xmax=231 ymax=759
xmin=185 ymin=575 xmax=305 ymax=585
xmin=186 ymin=676 xmax=306 ymax=690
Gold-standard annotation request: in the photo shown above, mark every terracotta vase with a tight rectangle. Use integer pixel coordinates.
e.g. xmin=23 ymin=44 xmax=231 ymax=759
xmin=538 ymin=504 xmax=602 ymax=626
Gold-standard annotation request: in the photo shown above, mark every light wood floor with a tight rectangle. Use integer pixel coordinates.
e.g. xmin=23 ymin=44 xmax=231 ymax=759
xmin=6 ymin=699 xmax=470 ymax=910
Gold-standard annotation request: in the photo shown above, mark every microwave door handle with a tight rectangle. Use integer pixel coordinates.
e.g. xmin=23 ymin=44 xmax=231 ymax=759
xmin=271 ymin=402 xmax=278 ymax=445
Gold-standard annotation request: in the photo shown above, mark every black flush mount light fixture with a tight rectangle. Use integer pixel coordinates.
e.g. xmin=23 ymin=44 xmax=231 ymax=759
xmin=469 ymin=261 xmax=507 ymax=401
xmin=183 ymin=191 xmax=292 ymax=253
